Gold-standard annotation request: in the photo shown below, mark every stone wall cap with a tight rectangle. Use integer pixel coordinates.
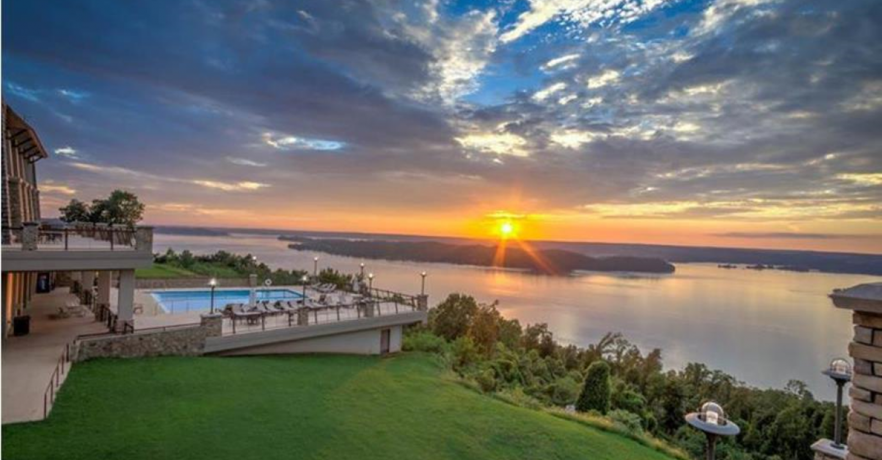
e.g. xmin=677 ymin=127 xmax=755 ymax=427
xmin=831 ymin=283 xmax=882 ymax=312
xmin=200 ymin=313 xmax=224 ymax=319
xmin=811 ymin=439 xmax=848 ymax=459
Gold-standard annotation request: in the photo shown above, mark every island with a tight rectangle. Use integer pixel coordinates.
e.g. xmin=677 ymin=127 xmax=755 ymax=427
xmin=282 ymin=237 xmax=676 ymax=275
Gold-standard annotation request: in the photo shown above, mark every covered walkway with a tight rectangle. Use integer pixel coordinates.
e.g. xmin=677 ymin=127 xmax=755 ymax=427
xmin=2 ymin=288 xmax=106 ymax=424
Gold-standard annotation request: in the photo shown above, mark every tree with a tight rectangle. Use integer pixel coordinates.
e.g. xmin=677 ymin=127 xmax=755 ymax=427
xmin=98 ymin=189 xmax=144 ymax=227
xmin=59 ymin=190 xmax=145 ymax=226
xmin=576 ymin=361 xmax=611 ymax=414
xmin=58 ymin=199 xmax=91 ymax=222
xmin=523 ymin=323 xmax=556 ymax=357
xmin=468 ymin=302 xmax=501 ymax=356
xmin=429 ymin=293 xmax=478 ymax=341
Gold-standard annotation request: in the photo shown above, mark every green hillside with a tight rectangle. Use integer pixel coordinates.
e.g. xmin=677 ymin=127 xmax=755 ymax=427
xmin=3 ymin=354 xmax=678 ymax=460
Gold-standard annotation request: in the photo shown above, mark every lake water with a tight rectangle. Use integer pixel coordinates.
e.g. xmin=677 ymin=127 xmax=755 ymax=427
xmin=154 ymin=233 xmax=880 ymax=401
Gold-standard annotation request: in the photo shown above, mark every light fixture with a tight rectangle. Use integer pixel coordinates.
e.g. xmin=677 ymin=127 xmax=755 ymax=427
xmin=420 ymin=271 xmax=428 ymax=296
xmin=685 ymin=401 xmax=740 ymax=460
xmin=208 ymin=278 xmax=218 ymax=314
xmin=823 ymin=358 xmax=852 ymax=449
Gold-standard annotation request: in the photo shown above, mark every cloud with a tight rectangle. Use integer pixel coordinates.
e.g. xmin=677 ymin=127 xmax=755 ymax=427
xmin=542 ymin=53 xmax=581 ymax=72
xmin=40 ymin=183 xmax=76 ymax=195
xmin=4 ymin=0 xmax=881 ymax=242
xmin=455 ymin=132 xmax=529 ymax=157
xmin=586 ymin=69 xmax=621 ymax=89
xmin=191 ymin=180 xmax=270 ymax=192
xmin=57 ymin=89 xmax=89 ymax=102
xmin=532 ymin=82 xmax=567 ymax=101
xmin=837 ymin=173 xmax=882 ymax=186
xmin=54 ymin=146 xmax=80 ymax=158
xmin=500 ymin=0 xmax=672 ymax=43
xmin=262 ymin=133 xmax=344 ymax=151
xmin=227 ymin=157 xmax=267 ymax=167
xmin=5 ymin=82 xmax=41 ymax=102
xmin=714 ymin=232 xmax=879 ymax=240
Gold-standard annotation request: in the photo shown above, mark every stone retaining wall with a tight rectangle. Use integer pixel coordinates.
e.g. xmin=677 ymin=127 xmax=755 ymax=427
xmin=846 ymin=311 xmax=882 ymax=460
xmin=75 ymin=314 xmax=223 ymax=361
xmin=136 ymin=277 xmax=250 ymax=290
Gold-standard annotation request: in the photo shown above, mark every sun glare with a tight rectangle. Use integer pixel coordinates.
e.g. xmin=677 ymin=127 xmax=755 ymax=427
xmin=499 ymin=221 xmax=515 ymax=238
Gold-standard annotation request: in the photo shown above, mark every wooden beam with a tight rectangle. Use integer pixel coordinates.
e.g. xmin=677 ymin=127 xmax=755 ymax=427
xmin=6 ymin=128 xmax=27 ymax=141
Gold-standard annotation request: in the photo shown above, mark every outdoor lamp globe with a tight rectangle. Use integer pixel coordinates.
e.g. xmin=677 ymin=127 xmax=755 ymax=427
xmin=700 ymin=402 xmax=725 ymax=426
xmin=825 ymin=358 xmax=852 ymax=381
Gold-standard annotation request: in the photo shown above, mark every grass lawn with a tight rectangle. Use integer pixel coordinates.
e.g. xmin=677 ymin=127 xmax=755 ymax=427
xmin=3 ymin=354 xmax=676 ymax=460
xmin=134 ymin=263 xmax=198 ymax=278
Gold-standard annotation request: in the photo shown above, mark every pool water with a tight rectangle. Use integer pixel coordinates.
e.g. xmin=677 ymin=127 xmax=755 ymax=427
xmin=151 ymin=288 xmax=303 ymax=314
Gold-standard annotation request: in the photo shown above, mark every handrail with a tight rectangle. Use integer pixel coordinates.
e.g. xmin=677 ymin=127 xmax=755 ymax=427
xmin=42 ymin=341 xmax=73 ymax=419
xmin=77 ymin=322 xmax=201 ymax=341
xmin=1 ymin=223 xmax=144 ymax=251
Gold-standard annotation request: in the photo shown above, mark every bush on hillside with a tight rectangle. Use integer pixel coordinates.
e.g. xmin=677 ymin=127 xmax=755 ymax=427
xmin=577 ymin=361 xmax=611 ymax=414
xmin=402 ymin=331 xmax=447 ymax=353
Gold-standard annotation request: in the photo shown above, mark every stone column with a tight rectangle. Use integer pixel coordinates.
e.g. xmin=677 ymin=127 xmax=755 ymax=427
xmin=297 ymin=308 xmax=309 ymax=326
xmin=828 ymin=283 xmax=882 ymax=460
xmin=134 ymin=226 xmax=153 ymax=252
xmin=200 ymin=313 xmax=223 ymax=338
xmin=82 ymin=270 xmax=96 ymax=304
xmin=21 ymin=222 xmax=38 ymax=250
xmin=96 ymin=271 xmax=112 ymax=308
xmin=116 ymin=269 xmax=136 ymax=332
xmin=416 ymin=294 xmax=429 ymax=311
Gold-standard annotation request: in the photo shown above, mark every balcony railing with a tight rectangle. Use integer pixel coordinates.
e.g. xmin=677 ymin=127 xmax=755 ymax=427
xmin=1 ymin=222 xmax=153 ymax=252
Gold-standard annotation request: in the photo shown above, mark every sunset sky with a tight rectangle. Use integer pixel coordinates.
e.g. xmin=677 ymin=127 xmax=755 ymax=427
xmin=3 ymin=0 xmax=881 ymax=253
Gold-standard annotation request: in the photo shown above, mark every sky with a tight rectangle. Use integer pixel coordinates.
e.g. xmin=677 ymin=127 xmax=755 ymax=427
xmin=2 ymin=0 xmax=881 ymax=253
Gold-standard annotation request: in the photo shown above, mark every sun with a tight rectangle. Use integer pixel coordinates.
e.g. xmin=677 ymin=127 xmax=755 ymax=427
xmin=499 ymin=221 xmax=515 ymax=239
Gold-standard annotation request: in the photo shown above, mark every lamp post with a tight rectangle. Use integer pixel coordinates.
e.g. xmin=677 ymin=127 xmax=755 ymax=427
xmin=368 ymin=273 xmax=374 ymax=291
xmin=359 ymin=263 xmax=365 ymax=277
xmin=313 ymin=256 xmax=319 ymax=276
xmin=420 ymin=271 xmax=427 ymax=296
xmin=301 ymin=275 xmax=308 ymax=302
xmin=208 ymin=278 xmax=217 ymax=314
xmin=823 ymin=358 xmax=852 ymax=449
xmin=685 ymin=402 xmax=740 ymax=460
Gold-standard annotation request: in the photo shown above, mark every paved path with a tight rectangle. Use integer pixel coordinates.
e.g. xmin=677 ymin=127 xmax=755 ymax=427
xmin=2 ymin=289 xmax=106 ymax=424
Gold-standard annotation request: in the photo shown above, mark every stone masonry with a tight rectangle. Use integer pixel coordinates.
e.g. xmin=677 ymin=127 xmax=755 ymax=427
xmin=75 ymin=313 xmax=223 ymax=362
xmin=830 ymin=283 xmax=882 ymax=460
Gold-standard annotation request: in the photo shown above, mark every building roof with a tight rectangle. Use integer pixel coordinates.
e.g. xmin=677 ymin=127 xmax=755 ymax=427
xmin=3 ymin=103 xmax=49 ymax=162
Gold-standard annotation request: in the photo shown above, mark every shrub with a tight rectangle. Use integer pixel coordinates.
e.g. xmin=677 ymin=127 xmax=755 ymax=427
xmin=546 ymin=376 xmax=581 ymax=407
xmin=403 ymin=331 xmax=448 ymax=353
xmin=451 ymin=336 xmax=479 ymax=371
xmin=608 ymin=409 xmax=644 ymax=434
xmin=476 ymin=369 xmax=497 ymax=392
xmin=577 ymin=361 xmax=611 ymax=414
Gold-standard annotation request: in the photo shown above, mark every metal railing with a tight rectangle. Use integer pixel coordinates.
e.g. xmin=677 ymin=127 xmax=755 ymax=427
xmin=43 ymin=342 xmax=73 ymax=419
xmin=223 ymin=296 xmax=419 ymax=336
xmin=1 ymin=222 xmax=145 ymax=251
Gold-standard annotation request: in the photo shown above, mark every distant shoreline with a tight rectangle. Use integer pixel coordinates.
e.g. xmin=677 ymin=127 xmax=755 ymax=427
xmin=151 ymin=225 xmax=882 ymax=276
xmin=282 ymin=236 xmax=676 ymax=275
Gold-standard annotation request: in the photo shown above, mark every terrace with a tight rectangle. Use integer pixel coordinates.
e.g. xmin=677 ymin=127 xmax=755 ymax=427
xmin=139 ymin=284 xmax=427 ymax=337
xmin=1 ymin=222 xmax=153 ymax=273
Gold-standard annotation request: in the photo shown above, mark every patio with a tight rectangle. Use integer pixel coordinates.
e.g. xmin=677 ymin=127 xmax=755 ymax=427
xmin=2 ymin=288 xmax=107 ymax=424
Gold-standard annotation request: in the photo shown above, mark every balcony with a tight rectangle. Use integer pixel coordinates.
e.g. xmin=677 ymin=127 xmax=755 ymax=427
xmin=1 ymin=223 xmax=154 ymax=272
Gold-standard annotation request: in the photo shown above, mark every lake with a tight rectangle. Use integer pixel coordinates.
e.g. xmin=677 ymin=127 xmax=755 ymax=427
xmin=154 ymin=233 xmax=880 ymax=401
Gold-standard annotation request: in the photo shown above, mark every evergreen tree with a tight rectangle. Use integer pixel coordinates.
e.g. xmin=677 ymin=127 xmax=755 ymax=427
xmin=577 ymin=361 xmax=611 ymax=414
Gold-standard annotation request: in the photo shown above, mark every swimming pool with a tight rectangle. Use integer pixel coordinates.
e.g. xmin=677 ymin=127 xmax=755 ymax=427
xmin=151 ymin=288 xmax=303 ymax=314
